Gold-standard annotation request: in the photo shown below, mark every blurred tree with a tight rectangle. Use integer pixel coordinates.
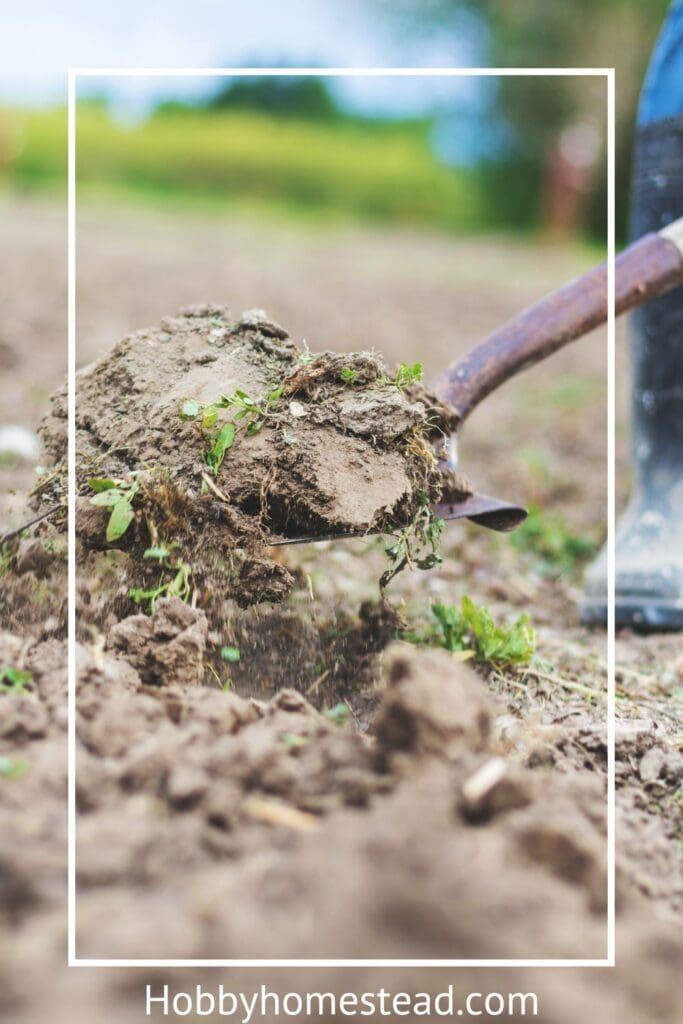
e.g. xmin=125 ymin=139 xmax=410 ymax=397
xmin=207 ymin=74 xmax=339 ymax=121
xmin=375 ymin=0 xmax=671 ymax=239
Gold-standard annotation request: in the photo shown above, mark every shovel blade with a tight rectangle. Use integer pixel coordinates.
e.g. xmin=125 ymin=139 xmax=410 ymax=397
xmin=269 ymin=493 xmax=527 ymax=546
xmin=433 ymin=493 xmax=527 ymax=532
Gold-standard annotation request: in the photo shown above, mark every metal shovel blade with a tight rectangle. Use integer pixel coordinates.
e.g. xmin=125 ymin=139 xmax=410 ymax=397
xmin=432 ymin=492 xmax=527 ymax=532
xmin=269 ymin=492 xmax=527 ymax=547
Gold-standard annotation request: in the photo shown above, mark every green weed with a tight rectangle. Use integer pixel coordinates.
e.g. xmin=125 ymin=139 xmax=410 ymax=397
xmin=181 ymin=387 xmax=283 ymax=475
xmin=298 ymin=343 xmax=315 ymax=366
xmin=510 ymin=504 xmax=597 ymax=576
xmin=340 ymin=367 xmax=358 ymax=384
xmin=384 ymin=362 xmax=423 ymax=390
xmin=88 ymin=477 xmax=140 ymax=543
xmin=381 ymin=491 xmax=444 ymax=590
xmin=220 ymin=645 xmax=241 ymax=662
xmin=129 ymin=548 xmax=192 ymax=614
xmin=407 ymin=596 xmax=535 ymax=668
xmin=0 ymin=667 xmax=33 ymax=694
xmin=0 ymin=756 xmax=28 ymax=779
xmin=324 ymin=703 xmax=350 ymax=726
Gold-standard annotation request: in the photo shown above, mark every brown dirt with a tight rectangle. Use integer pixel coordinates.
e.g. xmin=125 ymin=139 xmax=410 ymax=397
xmin=61 ymin=303 xmax=459 ymax=622
xmin=0 ymin=196 xmax=681 ymax=1024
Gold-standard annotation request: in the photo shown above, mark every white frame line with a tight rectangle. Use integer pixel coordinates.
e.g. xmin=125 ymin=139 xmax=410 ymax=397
xmin=67 ymin=65 xmax=616 ymax=969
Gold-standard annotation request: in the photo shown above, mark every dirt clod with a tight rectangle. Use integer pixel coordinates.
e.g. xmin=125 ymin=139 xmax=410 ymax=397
xmin=107 ymin=598 xmax=208 ymax=687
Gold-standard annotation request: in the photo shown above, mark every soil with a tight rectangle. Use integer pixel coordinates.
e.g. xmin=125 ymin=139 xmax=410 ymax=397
xmin=61 ymin=303 xmax=461 ymax=622
xmin=0 ymin=196 xmax=681 ymax=1024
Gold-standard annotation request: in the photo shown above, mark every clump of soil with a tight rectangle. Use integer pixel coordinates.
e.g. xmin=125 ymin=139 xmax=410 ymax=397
xmin=40 ymin=305 xmax=464 ymax=626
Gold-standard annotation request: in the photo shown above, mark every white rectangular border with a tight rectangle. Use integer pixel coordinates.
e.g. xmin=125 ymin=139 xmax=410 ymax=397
xmin=67 ymin=66 xmax=616 ymax=968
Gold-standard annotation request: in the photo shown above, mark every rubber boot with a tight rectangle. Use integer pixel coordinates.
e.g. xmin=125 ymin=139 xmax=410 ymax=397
xmin=582 ymin=115 xmax=683 ymax=630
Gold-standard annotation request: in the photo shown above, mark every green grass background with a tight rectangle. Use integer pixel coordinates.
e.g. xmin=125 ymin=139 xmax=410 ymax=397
xmin=2 ymin=104 xmax=489 ymax=231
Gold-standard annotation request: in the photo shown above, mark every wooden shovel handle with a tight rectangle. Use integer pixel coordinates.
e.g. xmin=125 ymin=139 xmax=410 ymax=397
xmin=432 ymin=222 xmax=683 ymax=422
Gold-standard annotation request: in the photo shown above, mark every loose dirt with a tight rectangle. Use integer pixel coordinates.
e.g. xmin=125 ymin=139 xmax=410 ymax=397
xmin=0 ymin=197 xmax=681 ymax=1024
xmin=40 ymin=304 xmax=464 ymax=626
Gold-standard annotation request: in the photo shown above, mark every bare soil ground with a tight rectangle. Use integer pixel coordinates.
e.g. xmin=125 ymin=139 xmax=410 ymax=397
xmin=0 ymin=194 xmax=681 ymax=1023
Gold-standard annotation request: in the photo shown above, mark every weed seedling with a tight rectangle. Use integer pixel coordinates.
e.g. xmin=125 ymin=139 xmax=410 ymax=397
xmin=384 ymin=362 xmax=423 ymax=390
xmin=0 ymin=667 xmax=33 ymax=694
xmin=88 ymin=477 xmax=140 ymax=543
xmin=407 ymin=596 xmax=535 ymax=668
xmin=129 ymin=548 xmax=192 ymax=614
xmin=381 ymin=491 xmax=444 ymax=590
xmin=324 ymin=703 xmax=350 ymax=726
xmin=510 ymin=504 xmax=597 ymax=577
xmin=0 ymin=756 xmax=27 ymax=779
xmin=340 ymin=367 xmax=358 ymax=384
xmin=220 ymin=645 xmax=240 ymax=662
xmin=181 ymin=387 xmax=283 ymax=475
xmin=298 ymin=341 xmax=315 ymax=366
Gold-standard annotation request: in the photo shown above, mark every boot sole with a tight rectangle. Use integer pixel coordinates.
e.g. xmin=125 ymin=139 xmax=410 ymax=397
xmin=580 ymin=596 xmax=683 ymax=632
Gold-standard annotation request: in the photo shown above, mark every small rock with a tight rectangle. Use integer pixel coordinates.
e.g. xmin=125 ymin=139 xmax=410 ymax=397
xmin=461 ymin=757 xmax=533 ymax=822
xmin=639 ymin=747 xmax=666 ymax=784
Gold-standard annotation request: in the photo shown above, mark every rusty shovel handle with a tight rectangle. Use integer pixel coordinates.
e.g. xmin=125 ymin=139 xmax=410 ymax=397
xmin=432 ymin=218 xmax=683 ymax=422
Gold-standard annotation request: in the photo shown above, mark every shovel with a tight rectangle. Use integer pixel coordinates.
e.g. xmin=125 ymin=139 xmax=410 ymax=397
xmin=273 ymin=216 xmax=683 ymax=546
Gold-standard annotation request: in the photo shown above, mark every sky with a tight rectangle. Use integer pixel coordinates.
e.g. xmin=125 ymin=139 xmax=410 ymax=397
xmin=1 ymin=0 xmax=486 ymax=118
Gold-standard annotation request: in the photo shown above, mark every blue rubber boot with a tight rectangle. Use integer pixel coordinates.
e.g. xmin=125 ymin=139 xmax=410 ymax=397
xmin=582 ymin=4 xmax=683 ymax=630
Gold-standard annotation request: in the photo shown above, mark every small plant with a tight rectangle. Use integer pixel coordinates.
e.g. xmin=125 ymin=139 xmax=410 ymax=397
xmin=510 ymin=504 xmax=597 ymax=576
xmin=408 ymin=596 xmax=535 ymax=668
xmin=0 ymin=667 xmax=33 ymax=694
xmin=324 ymin=702 xmax=350 ymax=726
xmin=298 ymin=341 xmax=315 ymax=366
xmin=384 ymin=362 xmax=423 ymax=390
xmin=340 ymin=366 xmax=358 ymax=384
xmin=129 ymin=547 xmax=192 ymax=614
xmin=181 ymin=387 xmax=283 ymax=476
xmin=88 ymin=477 xmax=140 ymax=543
xmin=0 ymin=756 xmax=27 ymax=779
xmin=220 ymin=645 xmax=240 ymax=662
xmin=280 ymin=732 xmax=309 ymax=750
xmin=381 ymin=491 xmax=444 ymax=590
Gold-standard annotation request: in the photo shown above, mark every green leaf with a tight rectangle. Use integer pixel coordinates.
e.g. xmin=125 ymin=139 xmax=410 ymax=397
xmin=431 ymin=602 xmax=470 ymax=653
xmin=340 ymin=367 xmax=358 ymax=383
xmin=407 ymin=597 xmax=535 ymax=668
xmin=0 ymin=756 xmax=27 ymax=779
xmin=266 ymin=386 xmax=283 ymax=403
xmin=201 ymin=405 xmax=219 ymax=429
xmin=106 ymin=498 xmax=135 ymax=542
xmin=220 ymin=645 xmax=241 ymax=662
xmin=88 ymin=477 xmax=118 ymax=492
xmin=392 ymin=362 xmax=423 ymax=389
xmin=324 ymin=703 xmax=350 ymax=726
xmin=209 ymin=423 xmax=235 ymax=474
xmin=90 ymin=490 xmax=123 ymax=507
xmin=143 ymin=546 xmax=169 ymax=561
xmin=180 ymin=399 xmax=201 ymax=420
xmin=0 ymin=667 xmax=33 ymax=692
xmin=129 ymin=586 xmax=157 ymax=604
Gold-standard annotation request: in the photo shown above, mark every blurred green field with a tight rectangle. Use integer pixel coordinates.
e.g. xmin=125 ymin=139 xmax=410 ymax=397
xmin=1 ymin=105 xmax=488 ymax=231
